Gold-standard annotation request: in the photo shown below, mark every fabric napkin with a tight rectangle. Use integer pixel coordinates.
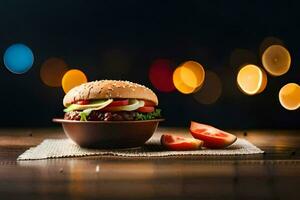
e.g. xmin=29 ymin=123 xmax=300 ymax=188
xmin=17 ymin=135 xmax=263 ymax=160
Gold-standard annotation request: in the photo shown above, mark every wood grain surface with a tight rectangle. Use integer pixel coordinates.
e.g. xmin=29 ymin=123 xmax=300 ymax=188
xmin=0 ymin=127 xmax=299 ymax=200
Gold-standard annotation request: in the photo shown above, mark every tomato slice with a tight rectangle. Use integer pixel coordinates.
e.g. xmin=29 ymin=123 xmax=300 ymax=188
xmin=161 ymin=134 xmax=203 ymax=151
xmin=137 ymin=106 xmax=155 ymax=113
xmin=143 ymin=100 xmax=156 ymax=107
xmin=109 ymin=99 xmax=129 ymax=107
xmin=190 ymin=121 xmax=237 ymax=149
xmin=75 ymin=100 xmax=90 ymax=105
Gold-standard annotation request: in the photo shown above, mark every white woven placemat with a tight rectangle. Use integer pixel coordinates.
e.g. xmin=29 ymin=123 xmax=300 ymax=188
xmin=17 ymin=135 xmax=263 ymax=160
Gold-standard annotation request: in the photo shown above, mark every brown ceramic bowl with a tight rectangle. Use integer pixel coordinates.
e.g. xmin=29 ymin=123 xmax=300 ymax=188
xmin=53 ymin=118 xmax=164 ymax=149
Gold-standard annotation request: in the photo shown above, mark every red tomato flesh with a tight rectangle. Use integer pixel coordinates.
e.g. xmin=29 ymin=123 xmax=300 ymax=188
xmin=190 ymin=121 xmax=237 ymax=149
xmin=161 ymin=134 xmax=203 ymax=151
xmin=143 ymin=100 xmax=156 ymax=107
xmin=75 ymin=100 xmax=90 ymax=105
xmin=109 ymin=99 xmax=129 ymax=107
xmin=137 ymin=106 xmax=155 ymax=113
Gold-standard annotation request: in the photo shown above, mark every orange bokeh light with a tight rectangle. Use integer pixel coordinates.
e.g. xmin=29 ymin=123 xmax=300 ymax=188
xmin=279 ymin=83 xmax=300 ymax=110
xmin=62 ymin=69 xmax=88 ymax=93
xmin=40 ymin=57 xmax=68 ymax=87
xmin=262 ymin=45 xmax=291 ymax=76
xmin=173 ymin=67 xmax=196 ymax=94
xmin=173 ymin=61 xmax=205 ymax=94
xmin=237 ymin=64 xmax=267 ymax=95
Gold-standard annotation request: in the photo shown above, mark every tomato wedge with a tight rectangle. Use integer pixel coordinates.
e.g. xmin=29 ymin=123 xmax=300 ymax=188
xmin=75 ymin=100 xmax=90 ymax=105
xmin=161 ymin=134 xmax=203 ymax=151
xmin=137 ymin=106 xmax=155 ymax=113
xmin=190 ymin=121 xmax=237 ymax=149
xmin=109 ymin=99 xmax=129 ymax=107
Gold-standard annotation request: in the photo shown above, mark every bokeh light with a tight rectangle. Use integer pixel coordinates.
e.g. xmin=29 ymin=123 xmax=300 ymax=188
xmin=62 ymin=69 xmax=87 ymax=93
xmin=237 ymin=64 xmax=267 ymax=95
xmin=279 ymin=83 xmax=300 ymax=110
xmin=101 ymin=48 xmax=133 ymax=78
xmin=259 ymin=36 xmax=284 ymax=57
xmin=3 ymin=43 xmax=34 ymax=74
xmin=173 ymin=61 xmax=205 ymax=94
xmin=173 ymin=67 xmax=196 ymax=94
xmin=262 ymin=45 xmax=291 ymax=76
xmin=40 ymin=57 xmax=68 ymax=87
xmin=193 ymin=70 xmax=222 ymax=105
xmin=149 ymin=59 xmax=175 ymax=92
xmin=230 ymin=49 xmax=257 ymax=69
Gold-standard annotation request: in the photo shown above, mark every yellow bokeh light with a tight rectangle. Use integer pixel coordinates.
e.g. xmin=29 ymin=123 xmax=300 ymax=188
xmin=279 ymin=83 xmax=300 ymax=110
xmin=237 ymin=64 xmax=267 ymax=95
xmin=262 ymin=45 xmax=291 ymax=76
xmin=40 ymin=57 xmax=68 ymax=87
xmin=194 ymin=70 xmax=222 ymax=105
xmin=173 ymin=67 xmax=195 ymax=94
xmin=62 ymin=69 xmax=88 ymax=93
xmin=173 ymin=61 xmax=205 ymax=94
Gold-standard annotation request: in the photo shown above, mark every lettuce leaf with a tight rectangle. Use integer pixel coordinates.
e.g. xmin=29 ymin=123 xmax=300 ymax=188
xmin=135 ymin=109 xmax=162 ymax=120
xmin=80 ymin=112 xmax=88 ymax=121
xmin=79 ymin=108 xmax=93 ymax=121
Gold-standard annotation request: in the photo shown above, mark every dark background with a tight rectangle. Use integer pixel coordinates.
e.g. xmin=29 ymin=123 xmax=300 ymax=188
xmin=0 ymin=0 xmax=299 ymax=129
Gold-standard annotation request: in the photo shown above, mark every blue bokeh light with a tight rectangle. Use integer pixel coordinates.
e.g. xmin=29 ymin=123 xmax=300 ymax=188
xmin=3 ymin=43 xmax=34 ymax=74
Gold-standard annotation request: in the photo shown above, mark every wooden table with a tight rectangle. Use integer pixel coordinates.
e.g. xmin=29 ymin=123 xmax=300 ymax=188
xmin=0 ymin=127 xmax=299 ymax=199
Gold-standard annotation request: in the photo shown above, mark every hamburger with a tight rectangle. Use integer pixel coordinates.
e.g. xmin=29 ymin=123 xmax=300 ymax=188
xmin=63 ymin=80 xmax=161 ymax=121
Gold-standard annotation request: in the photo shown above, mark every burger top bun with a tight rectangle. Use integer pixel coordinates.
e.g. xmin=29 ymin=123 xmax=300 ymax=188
xmin=63 ymin=80 xmax=158 ymax=107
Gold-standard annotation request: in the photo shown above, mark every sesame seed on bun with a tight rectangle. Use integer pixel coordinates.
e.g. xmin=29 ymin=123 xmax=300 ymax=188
xmin=63 ymin=80 xmax=158 ymax=107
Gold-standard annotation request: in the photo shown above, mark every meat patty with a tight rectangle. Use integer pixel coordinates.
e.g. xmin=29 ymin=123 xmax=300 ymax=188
xmin=64 ymin=110 xmax=137 ymax=121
